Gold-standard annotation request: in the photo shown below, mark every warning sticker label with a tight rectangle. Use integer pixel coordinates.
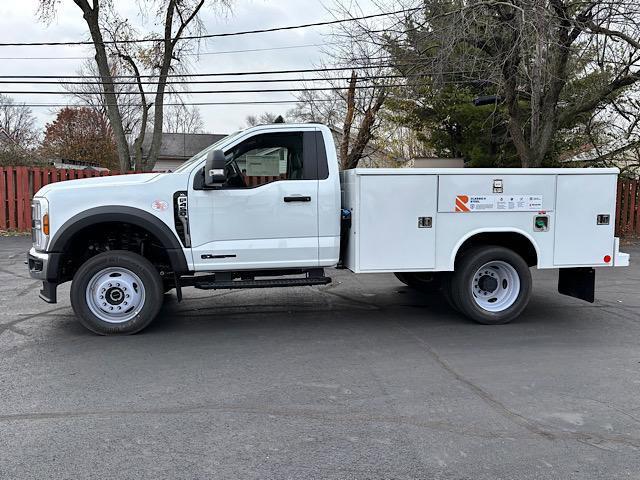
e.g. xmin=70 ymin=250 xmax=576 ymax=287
xmin=455 ymin=194 xmax=543 ymax=212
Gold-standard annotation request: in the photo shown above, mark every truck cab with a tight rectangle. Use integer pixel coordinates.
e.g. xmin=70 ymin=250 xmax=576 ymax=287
xmin=184 ymin=124 xmax=340 ymax=271
xmin=27 ymin=123 xmax=629 ymax=335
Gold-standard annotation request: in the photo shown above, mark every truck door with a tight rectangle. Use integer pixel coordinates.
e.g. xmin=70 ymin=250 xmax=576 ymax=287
xmin=189 ymin=129 xmax=320 ymax=271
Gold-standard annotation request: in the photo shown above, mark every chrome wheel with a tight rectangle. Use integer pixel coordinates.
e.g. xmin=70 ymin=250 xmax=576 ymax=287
xmin=85 ymin=267 xmax=146 ymax=324
xmin=471 ymin=260 xmax=520 ymax=312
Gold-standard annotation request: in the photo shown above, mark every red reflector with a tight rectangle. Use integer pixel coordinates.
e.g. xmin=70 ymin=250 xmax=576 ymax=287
xmin=604 ymin=255 xmax=612 ymax=263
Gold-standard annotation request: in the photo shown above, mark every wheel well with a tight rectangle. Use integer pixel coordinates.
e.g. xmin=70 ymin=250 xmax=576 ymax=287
xmin=455 ymin=232 xmax=538 ymax=267
xmin=58 ymin=222 xmax=173 ymax=283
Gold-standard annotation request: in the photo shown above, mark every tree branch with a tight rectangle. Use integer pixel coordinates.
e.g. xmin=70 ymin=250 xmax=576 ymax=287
xmin=585 ymin=21 xmax=640 ymax=51
xmin=559 ymin=71 xmax=640 ymax=125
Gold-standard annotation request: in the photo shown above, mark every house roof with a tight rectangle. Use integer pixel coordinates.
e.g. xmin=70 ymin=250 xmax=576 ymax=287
xmin=135 ymin=132 xmax=227 ymax=160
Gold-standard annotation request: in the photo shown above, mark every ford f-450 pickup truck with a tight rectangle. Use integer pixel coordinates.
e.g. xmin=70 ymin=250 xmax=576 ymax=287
xmin=27 ymin=123 xmax=629 ymax=334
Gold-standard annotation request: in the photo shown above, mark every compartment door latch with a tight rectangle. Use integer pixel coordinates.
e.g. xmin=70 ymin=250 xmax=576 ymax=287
xmin=418 ymin=217 xmax=433 ymax=228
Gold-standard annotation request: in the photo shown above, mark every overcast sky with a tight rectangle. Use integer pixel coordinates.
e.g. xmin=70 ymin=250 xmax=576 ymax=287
xmin=0 ymin=0 xmax=381 ymax=135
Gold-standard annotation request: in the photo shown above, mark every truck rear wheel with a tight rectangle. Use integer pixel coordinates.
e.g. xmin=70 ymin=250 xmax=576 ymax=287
xmin=70 ymin=251 xmax=163 ymax=335
xmin=450 ymin=246 xmax=532 ymax=325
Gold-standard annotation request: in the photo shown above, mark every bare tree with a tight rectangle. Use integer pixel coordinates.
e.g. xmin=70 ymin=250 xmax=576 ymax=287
xmin=245 ymin=112 xmax=282 ymax=127
xmin=38 ymin=0 xmax=230 ymax=171
xmin=62 ymin=60 xmax=143 ymax=142
xmin=164 ymin=104 xmax=205 ymax=133
xmin=0 ymin=94 xmax=39 ymax=149
xmin=339 ymin=71 xmax=386 ymax=169
xmin=39 ymin=0 xmax=131 ymax=170
xmin=289 ymin=3 xmax=393 ymax=169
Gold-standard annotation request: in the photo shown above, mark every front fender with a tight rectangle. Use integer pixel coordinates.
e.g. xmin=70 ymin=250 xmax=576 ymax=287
xmin=49 ymin=205 xmax=189 ymax=274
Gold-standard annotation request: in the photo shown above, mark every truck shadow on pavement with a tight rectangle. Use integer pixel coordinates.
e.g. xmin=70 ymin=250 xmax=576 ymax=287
xmin=133 ymin=285 xmax=572 ymax=337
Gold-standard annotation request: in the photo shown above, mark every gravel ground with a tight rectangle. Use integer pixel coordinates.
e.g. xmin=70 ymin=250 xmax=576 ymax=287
xmin=1 ymin=236 xmax=640 ymax=479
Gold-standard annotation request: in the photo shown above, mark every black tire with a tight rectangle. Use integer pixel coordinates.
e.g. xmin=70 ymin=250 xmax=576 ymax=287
xmin=394 ymin=272 xmax=443 ymax=292
xmin=439 ymin=273 xmax=459 ymax=312
xmin=70 ymin=250 xmax=164 ymax=335
xmin=450 ymin=246 xmax=532 ymax=325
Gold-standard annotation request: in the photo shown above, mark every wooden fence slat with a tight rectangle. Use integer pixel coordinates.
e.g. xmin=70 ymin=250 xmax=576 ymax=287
xmin=33 ymin=167 xmax=42 ymax=194
xmin=0 ymin=167 xmax=6 ymax=230
xmin=620 ymin=180 xmax=628 ymax=235
xmin=636 ymin=180 xmax=640 ymax=236
xmin=17 ymin=167 xmax=29 ymax=231
xmin=627 ymin=180 xmax=638 ymax=233
xmin=16 ymin=166 xmax=24 ymax=231
xmin=48 ymin=168 xmax=57 ymax=184
xmin=22 ymin=167 xmax=31 ymax=230
xmin=627 ymin=180 xmax=633 ymax=233
xmin=6 ymin=167 xmax=16 ymax=230
xmin=615 ymin=179 xmax=623 ymax=234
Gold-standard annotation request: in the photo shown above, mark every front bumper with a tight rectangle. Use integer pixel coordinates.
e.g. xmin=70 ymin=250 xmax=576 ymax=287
xmin=27 ymin=247 xmax=49 ymax=280
xmin=27 ymin=247 xmax=59 ymax=303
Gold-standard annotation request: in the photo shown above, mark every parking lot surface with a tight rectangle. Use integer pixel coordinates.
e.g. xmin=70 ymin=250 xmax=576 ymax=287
xmin=1 ymin=236 xmax=640 ymax=479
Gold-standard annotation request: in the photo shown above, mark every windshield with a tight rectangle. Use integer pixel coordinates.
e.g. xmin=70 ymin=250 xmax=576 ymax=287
xmin=173 ymin=130 xmax=245 ymax=173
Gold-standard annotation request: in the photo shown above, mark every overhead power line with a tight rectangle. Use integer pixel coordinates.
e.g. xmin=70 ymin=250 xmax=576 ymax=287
xmin=0 ymin=84 xmax=416 ymax=95
xmin=0 ymin=43 xmax=332 ymax=60
xmin=0 ymin=72 xmax=482 ymax=86
xmin=0 ymin=7 xmax=420 ymax=47
xmin=0 ymin=77 xmax=493 ymax=95
xmin=0 ymin=78 xmax=493 ymax=97
xmin=0 ymin=62 xmax=458 ymax=80
xmin=0 ymin=100 xmax=320 ymax=108
xmin=0 ymin=76 xmax=394 ymax=86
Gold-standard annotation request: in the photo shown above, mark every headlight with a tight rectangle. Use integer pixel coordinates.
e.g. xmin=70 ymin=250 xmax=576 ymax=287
xmin=31 ymin=197 xmax=49 ymax=251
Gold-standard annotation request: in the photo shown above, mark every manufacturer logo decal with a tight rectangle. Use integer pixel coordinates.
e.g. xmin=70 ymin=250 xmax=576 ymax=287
xmin=152 ymin=200 xmax=169 ymax=211
xmin=455 ymin=195 xmax=471 ymax=212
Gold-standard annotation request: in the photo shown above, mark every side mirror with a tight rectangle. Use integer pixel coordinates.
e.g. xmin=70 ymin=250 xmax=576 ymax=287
xmin=204 ymin=150 xmax=226 ymax=187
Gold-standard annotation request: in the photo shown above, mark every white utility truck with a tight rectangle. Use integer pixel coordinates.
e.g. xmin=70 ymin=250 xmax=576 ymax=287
xmin=27 ymin=123 xmax=629 ymax=334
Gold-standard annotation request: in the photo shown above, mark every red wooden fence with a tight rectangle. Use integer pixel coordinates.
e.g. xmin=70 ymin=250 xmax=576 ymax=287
xmin=0 ymin=166 xmax=121 ymax=233
xmin=2 ymin=166 xmax=639 ymax=237
xmin=616 ymin=178 xmax=640 ymax=237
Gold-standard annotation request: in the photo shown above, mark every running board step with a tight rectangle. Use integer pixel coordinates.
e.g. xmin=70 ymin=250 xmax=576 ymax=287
xmin=193 ymin=276 xmax=332 ymax=290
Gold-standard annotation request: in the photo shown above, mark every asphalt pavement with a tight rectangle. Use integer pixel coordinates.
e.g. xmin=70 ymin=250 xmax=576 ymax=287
xmin=1 ymin=236 xmax=640 ymax=479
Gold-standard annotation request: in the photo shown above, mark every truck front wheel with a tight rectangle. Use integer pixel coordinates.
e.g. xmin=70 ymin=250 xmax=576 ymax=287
xmin=70 ymin=251 xmax=164 ymax=335
xmin=450 ymin=246 xmax=532 ymax=325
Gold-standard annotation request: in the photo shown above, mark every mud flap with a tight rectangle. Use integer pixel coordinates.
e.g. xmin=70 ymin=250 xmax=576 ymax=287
xmin=39 ymin=281 xmax=58 ymax=304
xmin=336 ymin=208 xmax=352 ymax=269
xmin=558 ymin=267 xmax=595 ymax=303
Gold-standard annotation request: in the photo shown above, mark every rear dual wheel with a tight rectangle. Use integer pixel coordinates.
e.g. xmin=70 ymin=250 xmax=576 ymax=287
xmin=449 ymin=246 xmax=532 ymax=325
xmin=397 ymin=246 xmax=532 ymax=324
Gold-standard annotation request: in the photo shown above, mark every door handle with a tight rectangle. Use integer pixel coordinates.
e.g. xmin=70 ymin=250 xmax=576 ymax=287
xmin=283 ymin=196 xmax=311 ymax=203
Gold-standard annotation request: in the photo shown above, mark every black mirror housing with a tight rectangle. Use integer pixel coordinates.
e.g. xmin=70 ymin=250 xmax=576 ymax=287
xmin=204 ymin=150 xmax=227 ymax=187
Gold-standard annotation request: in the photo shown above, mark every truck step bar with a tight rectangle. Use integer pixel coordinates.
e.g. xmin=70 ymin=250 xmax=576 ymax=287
xmin=184 ymin=269 xmax=332 ymax=291
xmin=192 ymin=276 xmax=331 ymax=290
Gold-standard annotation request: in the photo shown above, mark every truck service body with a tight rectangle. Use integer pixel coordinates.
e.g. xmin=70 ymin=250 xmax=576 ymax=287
xmin=27 ymin=123 xmax=630 ymax=334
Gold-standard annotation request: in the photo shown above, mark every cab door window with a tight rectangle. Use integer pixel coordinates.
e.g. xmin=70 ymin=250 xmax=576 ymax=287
xmin=224 ymin=132 xmax=305 ymax=188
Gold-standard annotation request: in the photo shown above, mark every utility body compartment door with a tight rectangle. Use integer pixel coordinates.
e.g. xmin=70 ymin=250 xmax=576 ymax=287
xmin=553 ymin=174 xmax=616 ymax=266
xmin=358 ymin=174 xmax=437 ymax=271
